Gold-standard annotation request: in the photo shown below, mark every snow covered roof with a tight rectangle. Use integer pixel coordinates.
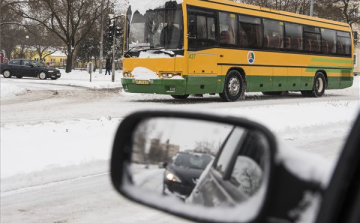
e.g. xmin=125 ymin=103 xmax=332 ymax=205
xmin=51 ymin=51 xmax=66 ymax=57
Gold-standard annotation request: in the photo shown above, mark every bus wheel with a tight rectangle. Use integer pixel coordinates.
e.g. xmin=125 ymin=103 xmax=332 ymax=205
xmin=262 ymin=91 xmax=283 ymax=96
xmin=220 ymin=70 xmax=244 ymax=102
xmin=311 ymin=72 xmax=326 ymax=97
xmin=171 ymin=94 xmax=189 ymax=100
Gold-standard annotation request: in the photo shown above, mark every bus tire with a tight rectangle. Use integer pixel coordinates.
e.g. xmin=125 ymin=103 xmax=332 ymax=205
xmin=171 ymin=94 xmax=189 ymax=100
xmin=262 ymin=91 xmax=283 ymax=96
xmin=219 ymin=70 xmax=245 ymax=102
xmin=311 ymin=72 xmax=326 ymax=97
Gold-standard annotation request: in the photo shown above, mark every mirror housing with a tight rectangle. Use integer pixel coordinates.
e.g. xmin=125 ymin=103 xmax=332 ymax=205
xmin=110 ymin=110 xmax=278 ymax=223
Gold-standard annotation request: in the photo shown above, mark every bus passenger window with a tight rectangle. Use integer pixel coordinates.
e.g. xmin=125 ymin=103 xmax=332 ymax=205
xmin=337 ymin=31 xmax=351 ymax=56
xmin=304 ymin=26 xmax=321 ymax=53
xmin=219 ymin=12 xmax=237 ymax=45
xmin=284 ymin=23 xmax=303 ymax=51
xmin=321 ymin=29 xmax=336 ymax=54
xmin=238 ymin=15 xmax=263 ymax=48
xmin=263 ymin=19 xmax=284 ymax=50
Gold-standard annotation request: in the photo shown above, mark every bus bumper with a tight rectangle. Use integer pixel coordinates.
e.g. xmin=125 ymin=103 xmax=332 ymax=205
xmin=121 ymin=78 xmax=187 ymax=95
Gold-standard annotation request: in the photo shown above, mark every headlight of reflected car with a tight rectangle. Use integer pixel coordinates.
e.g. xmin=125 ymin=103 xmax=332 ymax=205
xmin=165 ymin=170 xmax=181 ymax=183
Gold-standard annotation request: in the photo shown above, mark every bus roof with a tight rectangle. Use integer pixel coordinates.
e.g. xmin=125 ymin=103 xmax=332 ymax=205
xmin=186 ymin=0 xmax=350 ymax=30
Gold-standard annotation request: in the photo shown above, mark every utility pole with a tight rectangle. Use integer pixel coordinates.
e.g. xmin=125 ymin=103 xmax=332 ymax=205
xmin=99 ymin=0 xmax=105 ymax=74
xmin=310 ymin=0 xmax=314 ymax=16
xmin=112 ymin=19 xmax=116 ymax=82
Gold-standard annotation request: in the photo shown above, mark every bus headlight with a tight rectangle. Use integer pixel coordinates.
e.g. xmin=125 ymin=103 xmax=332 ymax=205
xmin=123 ymin=72 xmax=132 ymax=77
xmin=161 ymin=73 xmax=181 ymax=79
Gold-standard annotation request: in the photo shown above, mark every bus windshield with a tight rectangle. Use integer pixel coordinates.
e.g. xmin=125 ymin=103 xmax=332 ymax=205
xmin=127 ymin=2 xmax=183 ymax=56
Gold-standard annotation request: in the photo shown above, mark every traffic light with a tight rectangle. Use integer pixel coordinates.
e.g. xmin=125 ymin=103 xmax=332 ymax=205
xmin=115 ymin=26 xmax=123 ymax=38
xmin=108 ymin=21 xmax=114 ymax=42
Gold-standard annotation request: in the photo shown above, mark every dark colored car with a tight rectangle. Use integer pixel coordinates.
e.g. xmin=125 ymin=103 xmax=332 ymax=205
xmin=1 ymin=59 xmax=61 ymax=80
xmin=163 ymin=152 xmax=213 ymax=198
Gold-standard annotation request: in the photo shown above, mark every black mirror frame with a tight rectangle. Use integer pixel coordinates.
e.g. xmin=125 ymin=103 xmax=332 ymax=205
xmin=110 ymin=110 xmax=278 ymax=223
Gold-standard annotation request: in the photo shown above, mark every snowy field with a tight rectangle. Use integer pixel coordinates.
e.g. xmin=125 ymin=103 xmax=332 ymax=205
xmin=1 ymin=69 xmax=360 ymax=223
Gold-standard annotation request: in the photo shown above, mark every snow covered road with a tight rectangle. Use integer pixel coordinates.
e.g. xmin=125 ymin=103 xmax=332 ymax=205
xmin=1 ymin=71 xmax=359 ymax=223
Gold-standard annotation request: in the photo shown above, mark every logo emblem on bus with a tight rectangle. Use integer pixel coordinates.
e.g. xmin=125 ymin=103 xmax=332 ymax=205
xmin=247 ymin=51 xmax=255 ymax=64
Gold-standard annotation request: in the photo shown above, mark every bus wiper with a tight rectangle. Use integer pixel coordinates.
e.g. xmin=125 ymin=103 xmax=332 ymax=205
xmin=124 ymin=46 xmax=156 ymax=57
xmin=147 ymin=47 xmax=176 ymax=57
xmin=124 ymin=47 xmax=176 ymax=57
xmin=124 ymin=47 xmax=137 ymax=58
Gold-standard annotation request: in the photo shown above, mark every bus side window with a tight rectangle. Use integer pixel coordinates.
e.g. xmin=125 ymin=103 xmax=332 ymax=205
xmin=197 ymin=15 xmax=207 ymax=39
xmin=238 ymin=15 xmax=263 ymax=48
xmin=263 ymin=19 xmax=284 ymax=50
xmin=304 ymin=26 xmax=321 ymax=53
xmin=219 ymin=12 xmax=237 ymax=46
xmin=321 ymin=29 xmax=336 ymax=54
xmin=284 ymin=22 xmax=303 ymax=51
xmin=187 ymin=7 xmax=217 ymax=50
xmin=337 ymin=31 xmax=351 ymax=56
xmin=188 ymin=15 xmax=197 ymax=38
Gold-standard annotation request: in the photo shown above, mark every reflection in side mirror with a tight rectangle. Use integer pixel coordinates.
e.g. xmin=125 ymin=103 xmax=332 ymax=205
xmin=111 ymin=112 xmax=276 ymax=223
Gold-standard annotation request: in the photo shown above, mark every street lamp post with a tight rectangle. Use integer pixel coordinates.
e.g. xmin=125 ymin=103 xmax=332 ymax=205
xmin=310 ymin=0 xmax=314 ymax=16
xmin=99 ymin=0 xmax=105 ymax=74
xmin=111 ymin=19 xmax=116 ymax=82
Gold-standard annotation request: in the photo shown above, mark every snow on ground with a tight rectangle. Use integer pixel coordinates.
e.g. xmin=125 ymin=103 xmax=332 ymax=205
xmin=1 ymin=73 xmax=359 ymax=194
xmin=0 ymin=69 xmax=123 ymax=99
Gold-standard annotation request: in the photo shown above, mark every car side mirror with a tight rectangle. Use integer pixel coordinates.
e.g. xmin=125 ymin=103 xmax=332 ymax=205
xmin=110 ymin=111 xmax=277 ymax=223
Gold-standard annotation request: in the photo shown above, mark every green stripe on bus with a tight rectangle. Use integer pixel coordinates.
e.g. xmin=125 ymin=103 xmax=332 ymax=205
xmin=311 ymin=58 xmax=353 ymax=64
xmin=307 ymin=65 xmax=353 ymax=69
xmin=306 ymin=68 xmax=354 ymax=73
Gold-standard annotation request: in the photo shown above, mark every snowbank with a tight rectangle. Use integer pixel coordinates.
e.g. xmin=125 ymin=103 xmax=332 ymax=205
xmin=1 ymin=118 xmax=120 ymax=180
xmin=1 ymin=83 xmax=28 ymax=98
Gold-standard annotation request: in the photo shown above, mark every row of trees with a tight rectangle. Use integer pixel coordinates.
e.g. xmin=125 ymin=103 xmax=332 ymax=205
xmin=1 ymin=0 xmax=128 ymax=73
xmin=231 ymin=0 xmax=359 ymax=28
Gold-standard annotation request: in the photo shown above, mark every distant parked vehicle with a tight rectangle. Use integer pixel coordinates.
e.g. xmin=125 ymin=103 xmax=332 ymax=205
xmin=1 ymin=59 xmax=61 ymax=80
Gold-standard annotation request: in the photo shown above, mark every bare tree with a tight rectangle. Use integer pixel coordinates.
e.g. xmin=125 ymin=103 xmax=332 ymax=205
xmin=0 ymin=0 xmax=25 ymax=59
xmin=12 ymin=0 xmax=110 ymax=73
xmin=229 ymin=0 xmax=359 ymax=27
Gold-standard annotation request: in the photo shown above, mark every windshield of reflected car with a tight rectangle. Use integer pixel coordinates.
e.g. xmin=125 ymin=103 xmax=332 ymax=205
xmin=172 ymin=153 xmax=212 ymax=170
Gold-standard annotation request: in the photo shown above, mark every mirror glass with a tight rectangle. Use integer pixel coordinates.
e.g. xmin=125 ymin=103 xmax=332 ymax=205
xmin=124 ymin=117 xmax=271 ymax=222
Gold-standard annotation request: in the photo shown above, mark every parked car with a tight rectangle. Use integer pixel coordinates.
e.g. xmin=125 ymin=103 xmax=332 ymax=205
xmin=163 ymin=152 xmax=213 ymax=199
xmin=110 ymin=110 xmax=360 ymax=223
xmin=1 ymin=59 xmax=61 ymax=80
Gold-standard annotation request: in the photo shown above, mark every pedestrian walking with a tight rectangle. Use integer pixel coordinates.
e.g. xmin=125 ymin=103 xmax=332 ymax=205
xmin=105 ymin=57 xmax=111 ymax=75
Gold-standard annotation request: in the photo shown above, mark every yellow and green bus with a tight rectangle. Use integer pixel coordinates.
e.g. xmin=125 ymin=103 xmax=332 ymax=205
xmin=121 ymin=0 xmax=354 ymax=102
